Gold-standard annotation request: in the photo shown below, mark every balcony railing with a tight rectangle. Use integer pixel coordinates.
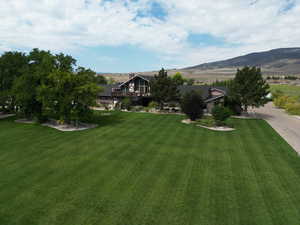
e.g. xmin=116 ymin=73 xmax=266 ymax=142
xmin=112 ymin=91 xmax=151 ymax=97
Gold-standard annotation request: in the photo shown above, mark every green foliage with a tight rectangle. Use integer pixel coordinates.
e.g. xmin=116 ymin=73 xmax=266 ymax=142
xmin=180 ymin=90 xmax=204 ymax=121
xmin=172 ymin=72 xmax=186 ymax=85
xmin=121 ymin=97 xmax=132 ymax=110
xmin=196 ymin=115 xmax=215 ymax=127
xmin=186 ymin=78 xmax=195 ymax=85
xmin=273 ymin=95 xmax=297 ymax=108
xmin=212 ymin=79 xmax=234 ymax=88
xmin=150 ymin=68 xmax=179 ymax=109
xmin=285 ymin=103 xmax=300 ymax=115
xmin=230 ymin=66 xmax=270 ymax=112
xmin=0 ymin=48 xmax=100 ymax=124
xmin=0 ymin=51 xmax=28 ymax=111
xmin=95 ymin=75 xmax=107 ymax=84
xmin=107 ymin=77 xmax=116 ymax=84
xmin=211 ymin=105 xmax=232 ymax=126
xmin=148 ymin=101 xmax=158 ymax=109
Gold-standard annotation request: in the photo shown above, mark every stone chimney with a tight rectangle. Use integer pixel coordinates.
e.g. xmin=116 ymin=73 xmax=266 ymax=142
xmin=129 ymin=73 xmax=135 ymax=79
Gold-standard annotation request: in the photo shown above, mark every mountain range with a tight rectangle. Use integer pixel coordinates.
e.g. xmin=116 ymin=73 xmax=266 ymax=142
xmin=104 ymin=48 xmax=300 ymax=82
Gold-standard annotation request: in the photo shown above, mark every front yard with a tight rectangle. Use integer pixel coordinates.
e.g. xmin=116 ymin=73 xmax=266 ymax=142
xmin=1 ymin=111 xmax=300 ymax=225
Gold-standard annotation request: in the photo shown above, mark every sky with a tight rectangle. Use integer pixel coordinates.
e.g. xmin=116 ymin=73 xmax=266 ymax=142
xmin=0 ymin=0 xmax=300 ymax=72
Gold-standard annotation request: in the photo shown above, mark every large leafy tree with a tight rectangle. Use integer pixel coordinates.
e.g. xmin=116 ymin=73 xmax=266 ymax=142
xmin=0 ymin=52 xmax=28 ymax=111
xmin=38 ymin=67 xmax=101 ymax=125
xmin=13 ymin=49 xmax=77 ymax=120
xmin=230 ymin=66 xmax=269 ymax=112
xmin=180 ymin=90 xmax=204 ymax=121
xmin=150 ymin=68 xmax=179 ymax=109
xmin=13 ymin=49 xmax=57 ymax=120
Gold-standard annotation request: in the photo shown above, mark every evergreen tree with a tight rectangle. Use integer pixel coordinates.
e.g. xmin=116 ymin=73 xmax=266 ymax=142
xmin=230 ymin=67 xmax=269 ymax=112
xmin=180 ymin=90 xmax=204 ymax=121
xmin=150 ymin=68 xmax=179 ymax=109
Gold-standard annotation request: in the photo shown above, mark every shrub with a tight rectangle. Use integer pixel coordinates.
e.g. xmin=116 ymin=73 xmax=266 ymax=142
xmin=274 ymin=95 xmax=289 ymax=108
xmin=197 ymin=116 xmax=215 ymax=127
xmin=132 ymin=106 xmax=144 ymax=112
xmin=211 ymin=106 xmax=232 ymax=126
xmin=285 ymin=103 xmax=300 ymax=115
xmin=121 ymin=97 xmax=132 ymax=110
xmin=180 ymin=90 xmax=204 ymax=121
xmin=274 ymin=95 xmax=297 ymax=109
xmin=148 ymin=101 xmax=158 ymax=109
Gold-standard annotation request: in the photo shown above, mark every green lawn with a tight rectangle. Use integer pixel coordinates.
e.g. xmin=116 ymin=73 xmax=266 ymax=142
xmin=1 ymin=112 xmax=300 ymax=225
xmin=270 ymin=84 xmax=300 ymax=98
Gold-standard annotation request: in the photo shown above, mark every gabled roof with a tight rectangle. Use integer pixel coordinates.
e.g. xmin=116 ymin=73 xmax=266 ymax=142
xmin=119 ymin=74 xmax=155 ymax=87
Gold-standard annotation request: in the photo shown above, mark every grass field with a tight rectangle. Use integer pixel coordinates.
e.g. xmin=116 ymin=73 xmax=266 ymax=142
xmin=1 ymin=112 xmax=300 ymax=225
xmin=270 ymin=84 xmax=300 ymax=98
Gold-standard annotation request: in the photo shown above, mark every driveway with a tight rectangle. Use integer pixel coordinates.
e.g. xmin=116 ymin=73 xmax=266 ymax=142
xmin=252 ymin=102 xmax=300 ymax=154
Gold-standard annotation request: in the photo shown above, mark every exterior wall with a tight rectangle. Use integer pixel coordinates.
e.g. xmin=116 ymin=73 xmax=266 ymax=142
xmin=120 ymin=77 xmax=150 ymax=95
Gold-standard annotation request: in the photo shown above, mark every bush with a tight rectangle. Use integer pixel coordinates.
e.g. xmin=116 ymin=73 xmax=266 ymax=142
xmin=121 ymin=97 xmax=132 ymax=110
xmin=197 ymin=116 xmax=215 ymax=127
xmin=211 ymin=106 xmax=232 ymax=126
xmin=180 ymin=90 xmax=204 ymax=121
xmin=131 ymin=106 xmax=144 ymax=112
xmin=148 ymin=101 xmax=158 ymax=109
xmin=274 ymin=95 xmax=297 ymax=109
xmin=285 ymin=103 xmax=300 ymax=115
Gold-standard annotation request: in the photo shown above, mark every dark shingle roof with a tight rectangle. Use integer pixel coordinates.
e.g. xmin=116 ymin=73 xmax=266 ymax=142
xmin=178 ymin=85 xmax=211 ymax=99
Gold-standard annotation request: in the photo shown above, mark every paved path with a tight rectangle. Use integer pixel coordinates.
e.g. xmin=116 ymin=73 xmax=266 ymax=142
xmin=252 ymin=102 xmax=300 ymax=154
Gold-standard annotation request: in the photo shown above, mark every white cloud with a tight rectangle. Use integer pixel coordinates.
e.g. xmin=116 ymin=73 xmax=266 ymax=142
xmin=0 ymin=0 xmax=300 ymax=68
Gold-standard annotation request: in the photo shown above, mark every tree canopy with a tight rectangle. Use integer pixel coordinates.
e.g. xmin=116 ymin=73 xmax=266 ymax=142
xmin=0 ymin=48 xmax=101 ymax=124
xmin=172 ymin=72 xmax=186 ymax=86
xmin=150 ymin=68 xmax=179 ymax=109
xmin=180 ymin=90 xmax=204 ymax=121
xmin=0 ymin=51 xmax=28 ymax=111
xmin=230 ymin=67 xmax=269 ymax=112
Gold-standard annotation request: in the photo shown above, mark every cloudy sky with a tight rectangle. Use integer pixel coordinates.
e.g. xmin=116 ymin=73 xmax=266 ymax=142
xmin=0 ymin=0 xmax=300 ymax=72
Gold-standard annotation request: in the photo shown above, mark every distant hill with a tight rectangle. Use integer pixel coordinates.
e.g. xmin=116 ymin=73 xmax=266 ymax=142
xmin=102 ymin=48 xmax=300 ymax=83
xmin=184 ymin=48 xmax=300 ymax=74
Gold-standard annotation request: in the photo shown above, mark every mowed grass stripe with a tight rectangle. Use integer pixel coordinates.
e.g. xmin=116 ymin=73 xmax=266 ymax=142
xmin=248 ymin=120 xmax=300 ymax=223
xmin=6 ymin=114 xmax=168 ymax=225
xmin=96 ymin=115 xmax=181 ymax=225
xmin=230 ymin=119 xmax=273 ymax=225
xmin=211 ymin=131 xmax=240 ymax=225
xmin=242 ymin=119 xmax=300 ymax=225
xmin=1 ymin=113 xmax=300 ymax=225
xmin=58 ymin=115 xmax=171 ymax=225
xmin=0 ymin=114 xmax=145 ymax=220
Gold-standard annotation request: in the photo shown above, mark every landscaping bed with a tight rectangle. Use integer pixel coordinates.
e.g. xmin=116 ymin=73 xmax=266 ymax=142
xmin=182 ymin=115 xmax=235 ymax=131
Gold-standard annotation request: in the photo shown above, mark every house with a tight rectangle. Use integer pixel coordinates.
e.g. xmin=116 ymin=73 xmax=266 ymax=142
xmin=98 ymin=74 xmax=227 ymax=112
